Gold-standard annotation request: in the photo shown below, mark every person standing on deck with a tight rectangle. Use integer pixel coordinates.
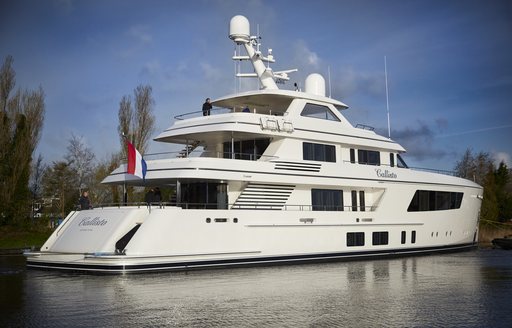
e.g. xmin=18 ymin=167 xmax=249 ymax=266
xmin=202 ymin=98 xmax=212 ymax=116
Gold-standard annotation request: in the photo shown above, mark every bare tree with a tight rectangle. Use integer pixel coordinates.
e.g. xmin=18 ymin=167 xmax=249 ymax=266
xmin=65 ymin=133 xmax=96 ymax=196
xmin=117 ymin=84 xmax=155 ymax=156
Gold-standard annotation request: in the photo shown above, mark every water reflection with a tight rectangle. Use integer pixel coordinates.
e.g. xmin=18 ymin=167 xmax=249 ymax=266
xmin=1 ymin=250 xmax=512 ymax=327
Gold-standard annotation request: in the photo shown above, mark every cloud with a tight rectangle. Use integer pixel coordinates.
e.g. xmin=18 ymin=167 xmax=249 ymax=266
xmin=333 ymin=67 xmax=385 ymax=99
xmin=292 ymin=40 xmax=321 ymax=70
xmin=139 ymin=60 xmax=161 ymax=78
xmin=390 ymin=121 xmax=451 ymax=161
xmin=127 ymin=25 xmax=152 ymax=44
xmin=493 ymin=152 xmax=511 ymax=167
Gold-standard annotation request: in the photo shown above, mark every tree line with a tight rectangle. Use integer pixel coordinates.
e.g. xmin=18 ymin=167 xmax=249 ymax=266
xmin=0 ymin=56 xmax=155 ymax=225
xmin=454 ymin=149 xmax=512 ymax=224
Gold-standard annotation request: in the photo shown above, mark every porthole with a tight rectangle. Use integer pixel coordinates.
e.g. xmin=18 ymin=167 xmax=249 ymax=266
xmin=206 ymin=218 xmax=211 ymax=223
xmin=233 ymin=218 xmax=238 ymax=223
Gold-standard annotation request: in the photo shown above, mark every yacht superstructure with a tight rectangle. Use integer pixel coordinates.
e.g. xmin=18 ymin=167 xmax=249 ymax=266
xmin=25 ymin=16 xmax=482 ymax=273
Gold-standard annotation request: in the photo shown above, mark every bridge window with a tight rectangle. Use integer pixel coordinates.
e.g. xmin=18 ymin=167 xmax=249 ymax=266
xmin=301 ymin=103 xmax=340 ymax=121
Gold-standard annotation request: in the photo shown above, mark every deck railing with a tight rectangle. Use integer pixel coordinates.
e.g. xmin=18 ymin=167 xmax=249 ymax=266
xmin=83 ymin=202 xmax=376 ymax=212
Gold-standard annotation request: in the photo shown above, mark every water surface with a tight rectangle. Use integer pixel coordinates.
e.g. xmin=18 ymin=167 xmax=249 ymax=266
xmin=1 ymin=249 xmax=511 ymax=327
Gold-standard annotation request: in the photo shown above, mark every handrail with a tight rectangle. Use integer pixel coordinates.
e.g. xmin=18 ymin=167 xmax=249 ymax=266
xmin=83 ymin=202 xmax=376 ymax=212
xmin=174 ymin=107 xmax=232 ymax=120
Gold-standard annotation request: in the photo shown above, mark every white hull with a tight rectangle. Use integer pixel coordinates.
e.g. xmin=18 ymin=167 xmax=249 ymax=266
xmin=26 ymin=186 xmax=480 ymax=273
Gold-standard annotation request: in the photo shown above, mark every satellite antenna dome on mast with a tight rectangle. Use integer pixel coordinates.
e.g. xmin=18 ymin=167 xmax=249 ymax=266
xmin=229 ymin=15 xmax=250 ymax=44
xmin=305 ymin=73 xmax=326 ymax=97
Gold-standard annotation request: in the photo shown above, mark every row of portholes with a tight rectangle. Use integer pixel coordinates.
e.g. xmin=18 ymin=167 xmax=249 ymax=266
xmin=206 ymin=218 xmax=238 ymax=223
xmin=431 ymin=231 xmax=453 ymax=237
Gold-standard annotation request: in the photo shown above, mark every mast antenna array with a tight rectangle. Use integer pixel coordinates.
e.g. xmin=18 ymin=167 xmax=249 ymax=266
xmin=229 ymin=15 xmax=297 ymax=90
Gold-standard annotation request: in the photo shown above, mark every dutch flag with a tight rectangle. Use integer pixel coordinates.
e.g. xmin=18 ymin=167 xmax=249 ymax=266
xmin=126 ymin=140 xmax=147 ymax=180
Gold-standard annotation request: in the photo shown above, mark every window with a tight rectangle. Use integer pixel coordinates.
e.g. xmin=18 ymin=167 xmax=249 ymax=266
xmin=301 ymin=103 xmax=339 ymax=121
xmin=358 ymin=149 xmax=380 ymax=165
xmin=372 ymin=231 xmax=389 ymax=245
xmin=390 ymin=153 xmax=395 ymax=167
xmin=303 ymin=142 xmax=336 ymax=162
xmin=350 ymin=149 xmax=355 ymax=163
xmin=397 ymin=154 xmax=408 ymax=168
xmin=312 ymin=189 xmax=343 ymax=211
xmin=401 ymin=231 xmax=406 ymax=244
xmin=347 ymin=232 xmax=365 ymax=246
xmin=223 ymin=138 xmax=270 ymax=160
xmin=359 ymin=191 xmax=366 ymax=212
xmin=407 ymin=190 xmax=464 ymax=212
xmin=411 ymin=230 xmax=416 ymax=244
xmin=351 ymin=190 xmax=357 ymax=212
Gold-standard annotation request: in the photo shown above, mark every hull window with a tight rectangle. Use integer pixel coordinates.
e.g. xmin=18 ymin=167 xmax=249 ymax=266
xmin=372 ymin=231 xmax=389 ymax=245
xmin=411 ymin=230 xmax=417 ymax=244
xmin=347 ymin=232 xmax=365 ymax=246
xmin=401 ymin=231 xmax=406 ymax=244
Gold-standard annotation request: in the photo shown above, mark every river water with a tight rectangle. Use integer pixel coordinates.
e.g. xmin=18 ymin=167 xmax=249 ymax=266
xmin=1 ymin=249 xmax=511 ymax=327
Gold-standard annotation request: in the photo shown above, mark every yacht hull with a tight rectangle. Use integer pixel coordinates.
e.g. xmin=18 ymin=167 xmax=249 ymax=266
xmin=25 ymin=203 xmax=480 ymax=273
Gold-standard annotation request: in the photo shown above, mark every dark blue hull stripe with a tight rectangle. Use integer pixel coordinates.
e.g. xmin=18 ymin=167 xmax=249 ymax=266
xmin=26 ymin=242 xmax=476 ymax=273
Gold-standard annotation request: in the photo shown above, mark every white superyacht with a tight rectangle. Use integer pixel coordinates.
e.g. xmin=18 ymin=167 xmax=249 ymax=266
xmin=25 ymin=15 xmax=482 ymax=273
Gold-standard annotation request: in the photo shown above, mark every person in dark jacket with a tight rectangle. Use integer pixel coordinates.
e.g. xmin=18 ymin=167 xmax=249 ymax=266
xmin=79 ymin=191 xmax=92 ymax=210
xmin=202 ymin=98 xmax=212 ymax=116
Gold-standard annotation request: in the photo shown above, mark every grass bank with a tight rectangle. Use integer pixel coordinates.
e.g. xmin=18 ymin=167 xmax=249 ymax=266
xmin=478 ymin=223 xmax=512 ymax=247
xmin=0 ymin=225 xmax=53 ymax=251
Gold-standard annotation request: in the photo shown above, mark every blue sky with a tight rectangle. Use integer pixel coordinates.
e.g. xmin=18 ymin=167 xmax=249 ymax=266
xmin=1 ymin=0 xmax=511 ymax=171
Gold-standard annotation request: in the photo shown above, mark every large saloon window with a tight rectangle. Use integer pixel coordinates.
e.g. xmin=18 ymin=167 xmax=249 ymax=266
xmin=312 ymin=189 xmax=343 ymax=211
xmin=300 ymin=103 xmax=340 ymax=121
xmin=407 ymin=190 xmax=463 ymax=212
xmin=223 ymin=138 xmax=270 ymax=160
xmin=303 ymin=142 xmax=336 ymax=162
xmin=180 ymin=182 xmax=228 ymax=209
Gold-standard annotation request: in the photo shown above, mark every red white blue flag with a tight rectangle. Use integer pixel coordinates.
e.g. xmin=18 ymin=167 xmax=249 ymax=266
xmin=126 ymin=140 xmax=147 ymax=180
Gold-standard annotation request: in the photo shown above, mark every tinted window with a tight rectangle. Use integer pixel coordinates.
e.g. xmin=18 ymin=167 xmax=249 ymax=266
xmin=350 ymin=149 xmax=355 ymax=163
xmin=312 ymin=189 xmax=343 ymax=211
xmin=347 ymin=232 xmax=365 ymax=246
xmin=401 ymin=231 xmax=406 ymax=244
xmin=303 ymin=142 xmax=336 ymax=162
xmin=358 ymin=149 xmax=380 ymax=165
xmin=408 ymin=190 xmax=464 ymax=212
xmin=390 ymin=153 xmax=395 ymax=167
xmin=372 ymin=231 xmax=389 ymax=245
xmin=301 ymin=103 xmax=340 ymax=121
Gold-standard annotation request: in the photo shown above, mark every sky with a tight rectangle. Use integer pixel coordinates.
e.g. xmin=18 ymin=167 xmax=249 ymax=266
xmin=1 ymin=0 xmax=511 ymax=171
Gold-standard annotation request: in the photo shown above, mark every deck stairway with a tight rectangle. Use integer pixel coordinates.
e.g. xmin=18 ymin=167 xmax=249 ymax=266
xmin=176 ymin=140 xmax=200 ymax=158
xmin=232 ymin=183 xmax=295 ymax=210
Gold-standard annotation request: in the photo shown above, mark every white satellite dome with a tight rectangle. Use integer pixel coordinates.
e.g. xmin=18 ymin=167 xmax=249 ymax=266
xmin=229 ymin=15 xmax=250 ymax=44
xmin=304 ymin=73 xmax=326 ymax=97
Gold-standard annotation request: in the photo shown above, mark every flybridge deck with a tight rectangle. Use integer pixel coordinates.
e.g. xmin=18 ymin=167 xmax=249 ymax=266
xmin=25 ymin=15 xmax=482 ymax=273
